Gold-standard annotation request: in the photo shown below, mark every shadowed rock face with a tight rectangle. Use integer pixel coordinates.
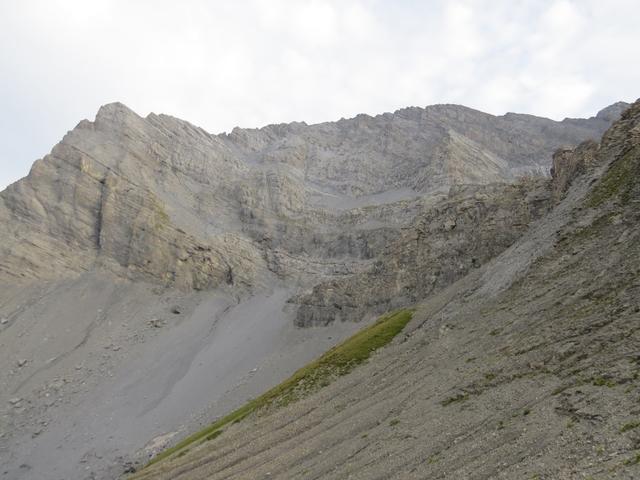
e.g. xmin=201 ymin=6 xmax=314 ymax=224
xmin=291 ymin=180 xmax=553 ymax=325
xmin=551 ymin=140 xmax=599 ymax=203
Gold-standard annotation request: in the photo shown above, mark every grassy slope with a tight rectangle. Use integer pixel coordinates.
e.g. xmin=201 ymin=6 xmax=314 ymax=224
xmin=134 ymin=308 xmax=414 ymax=474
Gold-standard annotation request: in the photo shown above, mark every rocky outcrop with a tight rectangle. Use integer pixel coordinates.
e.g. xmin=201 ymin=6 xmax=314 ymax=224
xmin=291 ymin=180 xmax=552 ymax=325
xmin=550 ymin=140 xmax=599 ymax=203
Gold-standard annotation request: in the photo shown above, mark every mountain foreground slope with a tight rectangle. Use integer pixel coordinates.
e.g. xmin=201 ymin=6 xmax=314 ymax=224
xmin=0 ymin=100 xmax=632 ymax=479
xmin=132 ymin=100 xmax=640 ymax=479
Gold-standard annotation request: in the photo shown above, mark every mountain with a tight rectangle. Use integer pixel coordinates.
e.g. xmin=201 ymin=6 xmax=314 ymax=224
xmin=0 ymin=101 xmax=623 ymax=287
xmin=132 ymin=100 xmax=640 ymax=479
xmin=0 ymin=100 xmax=629 ymax=479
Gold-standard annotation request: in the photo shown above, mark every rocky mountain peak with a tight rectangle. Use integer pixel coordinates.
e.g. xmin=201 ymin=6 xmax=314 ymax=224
xmin=94 ymin=101 xmax=143 ymax=126
xmin=595 ymin=100 xmax=632 ymax=121
xmin=0 ymin=100 xmax=628 ymax=290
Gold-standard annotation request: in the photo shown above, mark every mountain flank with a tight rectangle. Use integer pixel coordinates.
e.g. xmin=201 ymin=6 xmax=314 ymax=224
xmin=0 ymin=100 xmax=631 ymax=479
xmin=132 ymin=100 xmax=640 ymax=479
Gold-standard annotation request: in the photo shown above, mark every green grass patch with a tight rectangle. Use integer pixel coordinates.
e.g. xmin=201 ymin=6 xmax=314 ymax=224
xmin=139 ymin=308 xmax=414 ymax=471
xmin=621 ymin=421 xmax=640 ymax=433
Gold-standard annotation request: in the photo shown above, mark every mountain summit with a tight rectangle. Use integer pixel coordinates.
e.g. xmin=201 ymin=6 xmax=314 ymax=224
xmin=0 ymin=101 xmax=625 ymax=287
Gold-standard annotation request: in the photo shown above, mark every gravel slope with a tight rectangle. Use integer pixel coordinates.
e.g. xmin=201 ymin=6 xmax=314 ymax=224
xmin=0 ymin=276 xmax=363 ymax=479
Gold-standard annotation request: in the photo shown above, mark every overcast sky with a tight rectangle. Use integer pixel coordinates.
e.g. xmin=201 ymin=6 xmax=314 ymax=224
xmin=0 ymin=0 xmax=638 ymax=190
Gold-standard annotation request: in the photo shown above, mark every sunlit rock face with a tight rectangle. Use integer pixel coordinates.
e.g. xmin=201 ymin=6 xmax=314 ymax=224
xmin=0 ymin=101 xmax=624 ymax=298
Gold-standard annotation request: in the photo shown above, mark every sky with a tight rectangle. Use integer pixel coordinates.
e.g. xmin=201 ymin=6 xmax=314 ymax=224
xmin=0 ymin=0 xmax=638 ymax=190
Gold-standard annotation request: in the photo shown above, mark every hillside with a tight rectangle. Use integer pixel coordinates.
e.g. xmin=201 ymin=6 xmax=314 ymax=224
xmin=130 ymin=100 xmax=640 ymax=479
xmin=0 ymin=101 xmax=629 ymax=479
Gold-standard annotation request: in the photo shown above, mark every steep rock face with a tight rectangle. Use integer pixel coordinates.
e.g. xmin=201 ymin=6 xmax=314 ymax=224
xmin=0 ymin=101 xmax=626 ymax=296
xmin=550 ymin=140 xmax=599 ymax=203
xmin=226 ymin=103 xmax=622 ymax=196
xmin=292 ymin=180 xmax=552 ymax=325
xmin=0 ymin=107 xmax=267 ymax=291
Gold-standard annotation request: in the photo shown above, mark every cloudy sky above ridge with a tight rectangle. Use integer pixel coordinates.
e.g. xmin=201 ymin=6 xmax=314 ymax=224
xmin=0 ymin=0 xmax=638 ymax=190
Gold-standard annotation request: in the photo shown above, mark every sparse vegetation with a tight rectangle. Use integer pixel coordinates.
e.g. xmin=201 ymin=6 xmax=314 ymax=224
xmin=441 ymin=392 xmax=469 ymax=406
xmin=552 ymin=385 xmax=569 ymax=395
xmin=592 ymin=376 xmax=616 ymax=388
xmin=624 ymin=452 xmax=640 ymax=466
xmin=587 ymin=147 xmax=638 ymax=207
xmin=570 ymin=213 xmax=615 ymax=240
xmin=620 ymin=421 xmax=640 ymax=433
xmin=139 ymin=308 xmax=414 ymax=470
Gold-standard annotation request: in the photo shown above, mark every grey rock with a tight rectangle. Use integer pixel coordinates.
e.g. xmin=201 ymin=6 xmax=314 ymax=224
xmin=0 ymin=101 xmax=626 ymax=295
xmin=291 ymin=180 xmax=554 ymax=325
xmin=139 ymin=99 xmax=640 ymax=480
xmin=147 ymin=318 xmax=164 ymax=328
xmin=550 ymin=139 xmax=599 ymax=203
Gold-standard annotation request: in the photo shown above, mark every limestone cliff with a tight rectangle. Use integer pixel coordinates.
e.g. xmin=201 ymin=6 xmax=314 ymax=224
xmin=0 ymin=100 xmax=633 ymax=480
xmin=0 ymin=101 xmax=626 ymax=300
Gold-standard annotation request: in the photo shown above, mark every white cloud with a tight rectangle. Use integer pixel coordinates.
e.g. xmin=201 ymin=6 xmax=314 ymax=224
xmin=0 ymin=0 xmax=638 ymax=189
